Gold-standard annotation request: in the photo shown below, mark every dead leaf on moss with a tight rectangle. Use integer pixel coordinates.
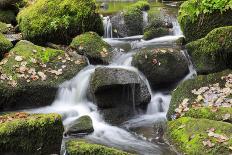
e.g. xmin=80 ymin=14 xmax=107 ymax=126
xmin=15 ymin=56 xmax=23 ymax=62
xmin=203 ymin=139 xmax=215 ymax=148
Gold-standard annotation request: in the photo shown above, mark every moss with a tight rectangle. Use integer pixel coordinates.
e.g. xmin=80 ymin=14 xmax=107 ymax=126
xmin=0 ymin=22 xmax=8 ymax=33
xmin=124 ymin=6 xmax=143 ymax=36
xmin=178 ymin=0 xmax=232 ymax=42
xmin=0 ymin=10 xmax=16 ymax=24
xmin=0 ymin=33 xmax=13 ymax=59
xmin=70 ymin=32 xmax=112 ymax=64
xmin=167 ymin=117 xmax=232 ymax=155
xmin=186 ymin=26 xmax=232 ymax=74
xmin=66 ymin=140 xmax=132 ymax=155
xmin=0 ymin=0 xmax=22 ymax=9
xmin=0 ymin=40 xmax=87 ymax=111
xmin=17 ymin=0 xmax=104 ymax=44
xmin=143 ymin=27 xmax=169 ymax=40
xmin=0 ymin=112 xmax=64 ymax=154
xmin=167 ymin=70 xmax=231 ymax=120
xmin=131 ymin=0 xmax=150 ymax=11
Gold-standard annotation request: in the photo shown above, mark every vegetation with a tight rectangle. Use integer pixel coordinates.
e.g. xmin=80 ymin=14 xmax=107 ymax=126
xmin=0 ymin=22 xmax=8 ymax=33
xmin=0 ymin=10 xmax=16 ymax=24
xmin=0 ymin=112 xmax=64 ymax=154
xmin=186 ymin=26 xmax=232 ymax=74
xmin=66 ymin=140 xmax=132 ymax=155
xmin=0 ymin=33 xmax=13 ymax=59
xmin=17 ymin=0 xmax=104 ymax=44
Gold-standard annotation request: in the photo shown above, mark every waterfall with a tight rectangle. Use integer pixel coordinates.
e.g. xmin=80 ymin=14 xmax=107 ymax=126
xmin=103 ymin=16 xmax=113 ymax=38
xmin=142 ymin=11 xmax=148 ymax=27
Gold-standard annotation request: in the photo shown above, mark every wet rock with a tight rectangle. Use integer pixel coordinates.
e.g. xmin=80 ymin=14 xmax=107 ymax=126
xmin=178 ymin=0 xmax=232 ymax=42
xmin=111 ymin=13 xmax=128 ymax=38
xmin=17 ymin=0 xmax=104 ymax=44
xmin=90 ymin=66 xmax=151 ymax=108
xmin=65 ymin=115 xmax=94 ymax=135
xmin=186 ymin=26 xmax=232 ymax=74
xmin=66 ymin=140 xmax=131 ymax=155
xmin=70 ymin=32 xmax=112 ymax=65
xmin=132 ymin=48 xmax=189 ymax=89
xmin=0 ymin=40 xmax=87 ymax=111
xmin=0 ymin=112 xmax=64 ymax=154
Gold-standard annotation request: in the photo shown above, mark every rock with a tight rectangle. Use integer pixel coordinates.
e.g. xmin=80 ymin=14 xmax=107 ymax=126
xmin=100 ymin=3 xmax=109 ymax=10
xmin=0 ymin=112 xmax=64 ymax=154
xmin=132 ymin=0 xmax=150 ymax=11
xmin=0 ymin=10 xmax=16 ymax=24
xmin=17 ymin=0 xmax=104 ymax=44
xmin=111 ymin=13 xmax=129 ymax=38
xmin=70 ymin=32 xmax=112 ymax=65
xmin=66 ymin=140 xmax=131 ymax=155
xmin=143 ymin=19 xmax=171 ymax=40
xmin=178 ymin=0 xmax=232 ymax=42
xmin=132 ymin=48 xmax=189 ymax=89
xmin=90 ymin=67 xmax=151 ymax=108
xmin=166 ymin=117 xmax=232 ymax=155
xmin=0 ymin=0 xmax=21 ymax=9
xmin=0 ymin=22 xmax=8 ymax=34
xmin=186 ymin=26 xmax=232 ymax=74
xmin=4 ymin=33 xmax=22 ymax=45
xmin=0 ymin=40 xmax=87 ymax=111
xmin=0 ymin=33 xmax=13 ymax=59
xmin=65 ymin=115 xmax=94 ymax=135
xmin=167 ymin=70 xmax=232 ymax=120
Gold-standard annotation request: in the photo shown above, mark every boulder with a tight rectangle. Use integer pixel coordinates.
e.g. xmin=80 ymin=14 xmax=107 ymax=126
xmin=70 ymin=32 xmax=112 ymax=65
xmin=167 ymin=70 xmax=232 ymax=120
xmin=186 ymin=26 xmax=232 ymax=74
xmin=0 ymin=40 xmax=87 ymax=111
xmin=111 ymin=13 xmax=129 ymax=38
xmin=0 ymin=33 xmax=13 ymax=59
xmin=0 ymin=22 xmax=8 ymax=33
xmin=132 ymin=48 xmax=189 ymax=89
xmin=65 ymin=115 xmax=94 ymax=135
xmin=66 ymin=140 xmax=131 ymax=155
xmin=0 ymin=112 xmax=64 ymax=154
xmin=178 ymin=0 xmax=232 ymax=42
xmin=0 ymin=10 xmax=16 ymax=24
xmin=90 ymin=67 xmax=151 ymax=108
xmin=17 ymin=0 xmax=104 ymax=44
xmin=167 ymin=117 xmax=232 ymax=155
xmin=0 ymin=0 xmax=21 ymax=9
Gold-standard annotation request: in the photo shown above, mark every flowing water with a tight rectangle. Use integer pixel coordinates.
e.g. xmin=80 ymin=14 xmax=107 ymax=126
xmin=29 ymin=1 xmax=196 ymax=155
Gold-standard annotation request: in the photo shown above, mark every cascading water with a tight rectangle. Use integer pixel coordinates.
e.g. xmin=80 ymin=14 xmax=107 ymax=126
xmin=103 ymin=16 xmax=113 ymax=38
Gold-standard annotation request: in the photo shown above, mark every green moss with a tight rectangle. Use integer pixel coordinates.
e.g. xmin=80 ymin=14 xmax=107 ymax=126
xmin=178 ymin=0 xmax=232 ymax=42
xmin=0 ymin=113 xmax=64 ymax=154
xmin=167 ymin=117 xmax=232 ymax=155
xmin=184 ymin=107 xmax=232 ymax=123
xmin=0 ymin=10 xmax=16 ymax=24
xmin=17 ymin=0 xmax=104 ymax=44
xmin=0 ymin=22 xmax=8 ymax=33
xmin=0 ymin=33 xmax=13 ymax=59
xmin=167 ymin=70 xmax=231 ymax=120
xmin=131 ymin=0 xmax=150 ymax=11
xmin=186 ymin=26 xmax=232 ymax=74
xmin=70 ymin=32 xmax=112 ymax=64
xmin=143 ymin=27 xmax=169 ymax=40
xmin=66 ymin=140 xmax=132 ymax=155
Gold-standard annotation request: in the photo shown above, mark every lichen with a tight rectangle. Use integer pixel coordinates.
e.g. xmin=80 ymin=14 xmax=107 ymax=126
xmin=166 ymin=117 xmax=232 ymax=155
xmin=66 ymin=140 xmax=132 ymax=155
xmin=0 ymin=112 xmax=64 ymax=154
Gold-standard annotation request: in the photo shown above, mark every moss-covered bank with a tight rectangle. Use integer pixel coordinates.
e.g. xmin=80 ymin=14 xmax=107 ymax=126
xmin=66 ymin=140 xmax=132 ymax=155
xmin=0 ymin=33 xmax=13 ymax=59
xmin=167 ymin=117 xmax=232 ymax=155
xmin=0 ymin=112 xmax=64 ymax=154
xmin=17 ymin=0 xmax=104 ymax=44
xmin=186 ymin=26 xmax=232 ymax=74
xmin=0 ymin=40 xmax=87 ymax=111
xmin=70 ymin=32 xmax=112 ymax=65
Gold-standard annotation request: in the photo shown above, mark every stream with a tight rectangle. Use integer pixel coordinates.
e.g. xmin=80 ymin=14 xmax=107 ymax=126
xmin=26 ymin=1 xmax=196 ymax=155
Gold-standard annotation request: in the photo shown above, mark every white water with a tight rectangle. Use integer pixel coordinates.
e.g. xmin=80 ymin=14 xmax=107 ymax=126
xmin=103 ymin=16 xmax=113 ymax=38
xmin=143 ymin=11 xmax=148 ymax=27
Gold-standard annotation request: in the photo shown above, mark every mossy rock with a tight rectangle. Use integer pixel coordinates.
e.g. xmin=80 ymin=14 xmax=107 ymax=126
xmin=17 ymin=0 xmax=104 ymax=44
xmin=166 ymin=117 xmax=232 ymax=155
xmin=124 ymin=7 xmax=143 ymax=36
xmin=0 ymin=10 xmax=16 ymax=24
xmin=66 ymin=140 xmax=131 ymax=155
xmin=0 ymin=40 xmax=87 ymax=111
xmin=70 ymin=32 xmax=112 ymax=65
xmin=0 ymin=22 xmax=8 ymax=33
xmin=132 ymin=48 xmax=189 ymax=89
xmin=186 ymin=26 xmax=232 ymax=74
xmin=65 ymin=115 xmax=94 ymax=135
xmin=0 ymin=33 xmax=13 ymax=59
xmin=0 ymin=0 xmax=21 ymax=9
xmin=167 ymin=69 xmax=232 ymax=120
xmin=131 ymin=0 xmax=150 ymax=11
xmin=184 ymin=107 xmax=232 ymax=123
xmin=178 ymin=0 xmax=232 ymax=42
xmin=0 ymin=112 xmax=64 ymax=154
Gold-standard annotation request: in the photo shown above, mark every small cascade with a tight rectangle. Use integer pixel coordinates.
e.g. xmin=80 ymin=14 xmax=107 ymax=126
xmin=170 ymin=16 xmax=183 ymax=36
xmin=181 ymin=50 xmax=197 ymax=80
xmin=103 ymin=16 xmax=113 ymax=38
xmin=142 ymin=11 xmax=148 ymax=27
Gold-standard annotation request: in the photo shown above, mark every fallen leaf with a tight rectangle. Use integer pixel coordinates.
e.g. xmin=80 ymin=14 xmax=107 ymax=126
xmin=15 ymin=56 xmax=23 ymax=62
